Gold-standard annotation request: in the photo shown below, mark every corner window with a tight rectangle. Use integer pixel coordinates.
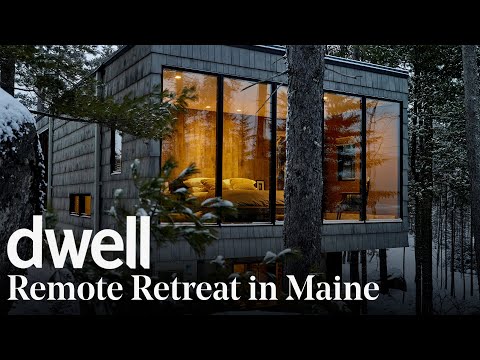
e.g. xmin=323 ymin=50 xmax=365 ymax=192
xmin=69 ymin=194 xmax=92 ymax=217
xmin=323 ymin=93 xmax=362 ymax=221
xmin=366 ymin=99 xmax=401 ymax=220
xmin=111 ymin=129 xmax=122 ymax=174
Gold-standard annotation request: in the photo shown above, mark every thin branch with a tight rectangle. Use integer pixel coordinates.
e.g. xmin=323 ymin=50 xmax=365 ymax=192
xmin=325 ymin=65 xmax=362 ymax=79
xmin=29 ymin=109 xmax=103 ymax=125
xmin=15 ymin=84 xmax=55 ymax=107
xmin=255 ymin=84 xmax=281 ymax=115
xmin=14 ymin=86 xmax=36 ymax=92
xmin=272 ymin=54 xmax=286 ymax=66
xmin=241 ymin=70 xmax=288 ymax=92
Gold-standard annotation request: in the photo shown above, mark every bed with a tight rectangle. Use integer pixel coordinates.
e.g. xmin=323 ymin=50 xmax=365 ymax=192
xmin=191 ymin=189 xmax=285 ymax=222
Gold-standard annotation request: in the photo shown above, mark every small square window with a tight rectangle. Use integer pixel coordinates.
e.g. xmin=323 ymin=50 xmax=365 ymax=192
xmin=69 ymin=194 xmax=92 ymax=217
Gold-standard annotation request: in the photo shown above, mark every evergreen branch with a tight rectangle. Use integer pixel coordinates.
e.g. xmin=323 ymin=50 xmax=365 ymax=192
xmin=29 ymin=109 xmax=113 ymax=126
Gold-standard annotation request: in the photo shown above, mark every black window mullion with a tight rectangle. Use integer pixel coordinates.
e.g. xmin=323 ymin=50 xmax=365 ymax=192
xmin=322 ymin=96 xmax=325 ymax=220
xmin=80 ymin=195 xmax=85 ymax=215
xmin=270 ymin=84 xmax=277 ymax=224
xmin=110 ymin=128 xmax=115 ymax=173
xmin=399 ymin=102 xmax=403 ymax=220
xmin=216 ymin=76 xmax=224 ymax=224
xmin=361 ymin=96 xmax=367 ymax=222
xmin=159 ymin=67 xmax=164 ymax=172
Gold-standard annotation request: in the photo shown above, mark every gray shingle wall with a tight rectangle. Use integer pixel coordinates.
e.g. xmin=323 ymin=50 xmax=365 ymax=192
xmin=150 ymin=224 xmax=408 ymax=277
xmin=151 ymin=45 xmax=287 ymax=83
xmin=36 ymin=117 xmax=49 ymax=132
xmin=50 ymin=119 xmax=95 ymax=237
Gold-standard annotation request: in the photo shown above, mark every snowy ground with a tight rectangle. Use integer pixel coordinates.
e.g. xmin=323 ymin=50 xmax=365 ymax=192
xmin=9 ymin=234 xmax=479 ymax=315
xmin=345 ymin=234 xmax=480 ymax=315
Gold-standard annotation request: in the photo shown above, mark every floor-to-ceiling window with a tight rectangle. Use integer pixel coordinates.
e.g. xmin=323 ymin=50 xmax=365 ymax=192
xmin=323 ymin=93 xmax=362 ymax=220
xmin=161 ymin=69 xmax=218 ymax=209
xmin=222 ymin=78 xmax=271 ymax=222
xmin=366 ymin=99 xmax=401 ymax=219
xmin=161 ymin=68 xmax=402 ymax=224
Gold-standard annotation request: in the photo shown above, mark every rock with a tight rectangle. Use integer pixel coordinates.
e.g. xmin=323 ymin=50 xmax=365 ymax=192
xmin=0 ymin=88 xmax=45 ymax=314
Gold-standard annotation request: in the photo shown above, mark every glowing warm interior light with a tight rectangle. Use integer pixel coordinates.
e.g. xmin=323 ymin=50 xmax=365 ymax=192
xmin=175 ymin=75 xmax=182 ymax=79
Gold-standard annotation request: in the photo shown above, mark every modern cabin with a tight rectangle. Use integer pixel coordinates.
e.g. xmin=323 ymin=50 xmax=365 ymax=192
xmin=36 ymin=45 xmax=409 ymax=281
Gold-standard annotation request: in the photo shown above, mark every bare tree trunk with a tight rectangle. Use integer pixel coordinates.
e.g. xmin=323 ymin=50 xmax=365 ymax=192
xmin=361 ymin=250 xmax=367 ymax=314
xmin=0 ymin=54 xmax=15 ymax=96
xmin=461 ymin=207 xmax=465 ymax=300
xmin=462 ymin=45 xmax=480 ymax=292
xmin=350 ymin=46 xmax=362 ymax=302
xmin=349 ymin=251 xmax=360 ymax=314
xmin=379 ymin=249 xmax=388 ymax=294
xmin=350 ymin=251 xmax=359 ymax=283
xmin=437 ymin=196 xmax=442 ymax=280
xmin=416 ymin=112 xmax=433 ymax=314
xmin=445 ymin=190 xmax=448 ymax=290
xmin=412 ymin=100 xmax=422 ymax=314
xmin=451 ymin=202 xmax=456 ymax=297
xmin=471 ymin=213 xmax=474 ymax=296
xmin=284 ymin=45 xmax=325 ymax=284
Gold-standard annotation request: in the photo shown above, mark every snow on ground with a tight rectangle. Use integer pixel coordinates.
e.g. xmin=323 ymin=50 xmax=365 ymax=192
xmin=343 ymin=234 xmax=480 ymax=315
xmin=0 ymin=88 xmax=34 ymax=145
xmin=8 ymin=234 xmax=479 ymax=315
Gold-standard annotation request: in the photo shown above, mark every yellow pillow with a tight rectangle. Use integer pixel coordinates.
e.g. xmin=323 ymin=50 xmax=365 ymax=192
xmin=183 ymin=177 xmax=208 ymax=188
xmin=201 ymin=178 xmax=216 ymax=191
xmin=230 ymin=178 xmax=257 ymax=190
xmin=201 ymin=178 xmax=231 ymax=191
xmin=222 ymin=179 xmax=232 ymax=189
xmin=191 ymin=186 xmax=205 ymax=193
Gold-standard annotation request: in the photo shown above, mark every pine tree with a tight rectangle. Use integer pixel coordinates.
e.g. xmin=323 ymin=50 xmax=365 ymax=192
xmin=329 ymin=45 xmax=467 ymax=313
xmin=462 ymin=45 xmax=480 ymax=292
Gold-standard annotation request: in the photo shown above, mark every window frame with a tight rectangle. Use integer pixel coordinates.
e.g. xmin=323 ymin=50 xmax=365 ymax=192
xmin=160 ymin=67 xmax=404 ymax=225
xmin=69 ymin=193 xmax=92 ymax=218
xmin=323 ymin=90 xmax=403 ymax=222
xmin=110 ymin=128 xmax=122 ymax=175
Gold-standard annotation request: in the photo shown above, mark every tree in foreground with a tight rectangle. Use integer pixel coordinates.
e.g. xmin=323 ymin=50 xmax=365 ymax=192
xmin=284 ymin=45 xmax=325 ymax=284
xmin=461 ymin=45 xmax=480 ymax=291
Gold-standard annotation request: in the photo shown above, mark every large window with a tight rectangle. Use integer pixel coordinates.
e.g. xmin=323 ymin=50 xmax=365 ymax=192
xmin=323 ymin=93 xmax=362 ymax=221
xmin=366 ymin=99 xmax=400 ymax=219
xmin=162 ymin=69 xmax=218 ymax=213
xmin=161 ymin=68 xmax=402 ymax=224
xmin=222 ymin=78 xmax=271 ymax=222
